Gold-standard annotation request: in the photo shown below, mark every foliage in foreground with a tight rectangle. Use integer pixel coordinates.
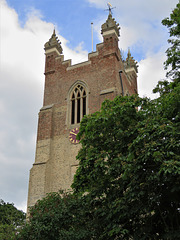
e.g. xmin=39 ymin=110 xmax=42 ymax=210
xmin=161 ymin=2 xmax=180 ymax=83
xmin=0 ymin=199 xmax=26 ymax=240
xmin=16 ymin=191 xmax=95 ymax=240
xmin=72 ymin=87 xmax=180 ymax=239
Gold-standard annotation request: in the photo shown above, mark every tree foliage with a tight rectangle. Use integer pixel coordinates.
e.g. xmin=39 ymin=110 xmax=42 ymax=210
xmin=162 ymin=2 xmax=180 ymax=83
xmin=16 ymin=191 xmax=96 ymax=240
xmin=153 ymin=2 xmax=180 ymax=96
xmin=0 ymin=199 xmax=26 ymax=240
xmin=72 ymin=89 xmax=180 ymax=239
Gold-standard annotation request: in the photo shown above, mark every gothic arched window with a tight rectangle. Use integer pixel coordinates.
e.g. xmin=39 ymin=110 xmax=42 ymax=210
xmin=71 ymin=84 xmax=87 ymax=124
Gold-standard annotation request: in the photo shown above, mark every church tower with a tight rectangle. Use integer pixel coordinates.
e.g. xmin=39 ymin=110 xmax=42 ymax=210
xmin=27 ymin=12 xmax=138 ymax=210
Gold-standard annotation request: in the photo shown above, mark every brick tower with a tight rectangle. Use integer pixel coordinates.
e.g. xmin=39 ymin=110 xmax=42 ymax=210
xmin=27 ymin=12 xmax=138 ymax=210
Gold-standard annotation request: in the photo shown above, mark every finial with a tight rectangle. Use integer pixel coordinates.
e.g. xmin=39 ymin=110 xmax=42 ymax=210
xmin=125 ymin=49 xmax=138 ymax=73
xmin=128 ymin=48 xmax=131 ymax=57
xmin=44 ymin=28 xmax=63 ymax=54
xmin=105 ymin=2 xmax=116 ymax=15
xmin=107 ymin=2 xmax=112 ymax=15
xmin=101 ymin=5 xmax=120 ymax=37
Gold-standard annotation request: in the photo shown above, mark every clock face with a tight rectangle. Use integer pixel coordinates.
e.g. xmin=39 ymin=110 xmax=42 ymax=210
xmin=69 ymin=128 xmax=80 ymax=144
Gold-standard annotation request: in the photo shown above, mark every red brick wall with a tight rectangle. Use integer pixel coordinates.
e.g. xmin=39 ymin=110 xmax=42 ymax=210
xmin=37 ymin=33 xmax=138 ymax=141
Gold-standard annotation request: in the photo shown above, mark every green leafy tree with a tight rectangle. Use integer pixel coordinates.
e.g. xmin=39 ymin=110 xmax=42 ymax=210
xmin=0 ymin=199 xmax=26 ymax=240
xmin=16 ymin=191 xmax=96 ymax=240
xmin=153 ymin=3 xmax=180 ymax=95
xmin=162 ymin=2 xmax=180 ymax=83
xmin=72 ymin=89 xmax=180 ymax=239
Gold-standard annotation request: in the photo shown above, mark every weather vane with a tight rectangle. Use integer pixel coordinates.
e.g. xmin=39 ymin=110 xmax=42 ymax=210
xmin=105 ymin=2 xmax=116 ymax=15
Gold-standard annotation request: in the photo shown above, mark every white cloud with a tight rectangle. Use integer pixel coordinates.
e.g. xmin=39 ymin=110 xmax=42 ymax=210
xmin=119 ymin=25 xmax=139 ymax=50
xmin=138 ymin=51 xmax=167 ymax=99
xmin=88 ymin=0 xmax=178 ymax=20
xmin=16 ymin=201 xmax=27 ymax=213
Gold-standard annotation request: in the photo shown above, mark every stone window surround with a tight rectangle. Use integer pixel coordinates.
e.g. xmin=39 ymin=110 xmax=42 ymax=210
xmin=66 ymin=80 xmax=89 ymax=129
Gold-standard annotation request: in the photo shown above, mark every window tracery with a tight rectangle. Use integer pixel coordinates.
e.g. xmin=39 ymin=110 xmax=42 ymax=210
xmin=70 ymin=84 xmax=87 ymax=124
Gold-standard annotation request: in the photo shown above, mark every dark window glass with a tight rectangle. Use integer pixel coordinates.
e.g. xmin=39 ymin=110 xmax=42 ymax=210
xmin=71 ymin=99 xmax=75 ymax=124
xmin=83 ymin=97 xmax=86 ymax=116
xmin=77 ymin=98 xmax=80 ymax=123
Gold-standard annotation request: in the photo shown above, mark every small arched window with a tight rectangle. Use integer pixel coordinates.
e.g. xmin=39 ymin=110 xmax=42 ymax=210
xmin=71 ymin=84 xmax=87 ymax=124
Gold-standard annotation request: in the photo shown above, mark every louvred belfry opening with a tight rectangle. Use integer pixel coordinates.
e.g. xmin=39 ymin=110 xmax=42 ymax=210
xmin=71 ymin=85 xmax=87 ymax=124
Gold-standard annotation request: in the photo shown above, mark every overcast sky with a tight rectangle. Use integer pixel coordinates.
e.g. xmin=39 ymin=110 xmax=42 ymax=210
xmin=0 ymin=0 xmax=178 ymax=212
